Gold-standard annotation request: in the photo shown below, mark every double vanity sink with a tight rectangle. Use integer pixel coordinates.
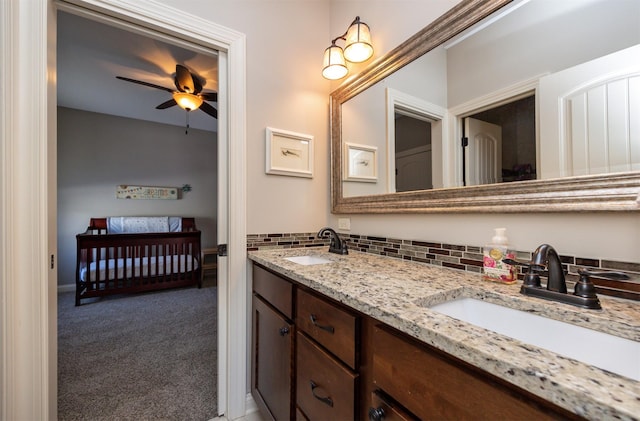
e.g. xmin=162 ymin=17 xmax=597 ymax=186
xmin=252 ymin=249 xmax=640 ymax=420
xmin=286 ymin=251 xmax=640 ymax=382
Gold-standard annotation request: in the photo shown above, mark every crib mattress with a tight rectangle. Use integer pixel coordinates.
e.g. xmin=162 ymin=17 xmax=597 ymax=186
xmin=80 ymin=254 xmax=198 ymax=282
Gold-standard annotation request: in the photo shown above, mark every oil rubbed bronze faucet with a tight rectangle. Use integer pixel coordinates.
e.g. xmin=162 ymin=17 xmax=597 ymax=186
xmin=509 ymin=244 xmax=629 ymax=310
xmin=317 ymin=227 xmax=348 ymax=255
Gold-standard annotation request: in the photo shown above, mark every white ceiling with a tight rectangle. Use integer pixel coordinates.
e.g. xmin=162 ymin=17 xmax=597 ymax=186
xmin=57 ymin=11 xmax=219 ymax=132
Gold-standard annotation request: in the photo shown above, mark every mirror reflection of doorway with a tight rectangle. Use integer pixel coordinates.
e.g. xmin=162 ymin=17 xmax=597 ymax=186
xmin=463 ymin=95 xmax=536 ymax=186
xmin=394 ymin=111 xmax=434 ymax=192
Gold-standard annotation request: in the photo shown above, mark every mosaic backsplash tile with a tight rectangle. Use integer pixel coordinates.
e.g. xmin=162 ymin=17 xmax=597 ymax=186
xmin=247 ymin=232 xmax=640 ymax=300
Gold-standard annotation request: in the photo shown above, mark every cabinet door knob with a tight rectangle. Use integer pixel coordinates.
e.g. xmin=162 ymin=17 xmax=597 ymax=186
xmin=279 ymin=326 xmax=290 ymax=336
xmin=309 ymin=314 xmax=335 ymax=334
xmin=310 ymin=380 xmax=334 ymax=407
xmin=369 ymin=407 xmax=386 ymax=421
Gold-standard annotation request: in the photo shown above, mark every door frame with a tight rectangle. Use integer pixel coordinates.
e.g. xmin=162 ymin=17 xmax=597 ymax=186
xmin=0 ymin=0 xmax=247 ymax=419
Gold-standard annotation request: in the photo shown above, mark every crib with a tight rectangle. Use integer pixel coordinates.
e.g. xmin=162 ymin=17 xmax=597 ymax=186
xmin=75 ymin=216 xmax=202 ymax=306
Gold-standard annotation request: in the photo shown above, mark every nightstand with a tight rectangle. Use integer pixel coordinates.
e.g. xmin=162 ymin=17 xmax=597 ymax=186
xmin=201 ymin=247 xmax=218 ymax=279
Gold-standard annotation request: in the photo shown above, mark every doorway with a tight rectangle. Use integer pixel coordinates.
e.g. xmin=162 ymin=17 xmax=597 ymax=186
xmin=462 ymin=95 xmax=536 ymax=186
xmin=0 ymin=1 xmax=247 ymax=419
xmin=394 ymin=112 xmax=434 ymax=192
xmin=56 ymin=10 xmax=220 ymax=420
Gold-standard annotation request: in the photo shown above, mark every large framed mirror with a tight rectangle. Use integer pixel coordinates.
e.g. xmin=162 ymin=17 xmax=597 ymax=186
xmin=331 ymin=0 xmax=640 ymax=213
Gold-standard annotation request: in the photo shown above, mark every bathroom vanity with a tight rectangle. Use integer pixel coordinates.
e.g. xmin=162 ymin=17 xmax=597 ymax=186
xmin=248 ymin=249 xmax=640 ymax=421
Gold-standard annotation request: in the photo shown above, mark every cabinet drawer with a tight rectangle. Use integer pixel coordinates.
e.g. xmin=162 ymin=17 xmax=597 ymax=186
xmin=372 ymin=325 xmax=563 ymax=420
xmin=296 ymin=332 xmax=358 ymax=421
xmin=296 ymin=288 xmax=358 ymax=369
xmin=253 ymin=264 xmax=293 ymax=319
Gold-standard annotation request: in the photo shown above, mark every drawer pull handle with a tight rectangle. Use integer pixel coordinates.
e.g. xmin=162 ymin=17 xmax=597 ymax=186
xmin=310 ymin=380 xmax=334 ymax=407
xmin=279 ymin=326 xmax=290 ymax=336
xmin=310 ymin=314 xmax=335 ymax=334
xmin=369 ymin=407 xmax=386 ymax=421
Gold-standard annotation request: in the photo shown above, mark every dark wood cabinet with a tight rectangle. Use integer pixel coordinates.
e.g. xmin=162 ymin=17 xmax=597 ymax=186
xmin=370 ymin=324 xmax=581 ymax=421
xmin=251 ymin=263 xmax=582 ymax=421
xmin=252 ymin=266 xmax=294 ymax=421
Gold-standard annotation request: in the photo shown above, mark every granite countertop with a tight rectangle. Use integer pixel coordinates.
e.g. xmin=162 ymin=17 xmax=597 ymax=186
xmin=248 ymin=248 xmax=640 ymax=421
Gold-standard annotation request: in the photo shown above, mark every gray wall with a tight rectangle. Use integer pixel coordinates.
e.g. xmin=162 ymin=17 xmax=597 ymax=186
xmin=57 ymin=107 xmax=218 ymax=286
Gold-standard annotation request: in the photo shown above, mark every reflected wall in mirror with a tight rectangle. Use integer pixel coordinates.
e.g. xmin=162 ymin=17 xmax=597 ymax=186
xmin=331 ymin=0 xmax=640 ymax=213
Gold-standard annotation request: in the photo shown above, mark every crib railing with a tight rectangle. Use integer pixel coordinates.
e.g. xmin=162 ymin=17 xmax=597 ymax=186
xmin=75 ymin=230 xmax=202 ymax=305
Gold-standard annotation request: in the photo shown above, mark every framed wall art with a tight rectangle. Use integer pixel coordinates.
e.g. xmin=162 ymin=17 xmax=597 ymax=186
xmin=265 ymin=127 xmax=314 ymax=178
xmin=344 ymin=142 xmax=377 ymax=182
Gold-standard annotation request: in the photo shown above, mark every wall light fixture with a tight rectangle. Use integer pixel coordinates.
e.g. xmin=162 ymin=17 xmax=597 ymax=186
xmin=322 ymin=16 xmax=374 ymax=80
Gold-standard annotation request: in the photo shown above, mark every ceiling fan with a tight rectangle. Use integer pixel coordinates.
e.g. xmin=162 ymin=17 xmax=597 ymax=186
xmin=116 ymin=64 xmax=217 ymax=119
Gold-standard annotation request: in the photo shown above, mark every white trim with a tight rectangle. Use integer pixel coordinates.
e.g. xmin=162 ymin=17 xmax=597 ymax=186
xmin=1 ymin=0 xmax=53 ymax=419
xmin=217 ymin=50 xmax=230 ymax=418
xmin=1 ymin=0 xmax=247 ymax=419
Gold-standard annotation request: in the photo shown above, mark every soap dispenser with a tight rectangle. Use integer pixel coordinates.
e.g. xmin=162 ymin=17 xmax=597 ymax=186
xmin=482 ymin=228 xmax=517 ymax=284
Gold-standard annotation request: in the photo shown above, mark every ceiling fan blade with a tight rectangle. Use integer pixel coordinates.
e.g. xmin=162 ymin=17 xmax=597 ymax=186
xmin=200 ymin=92 xmax=218 ymax=102
xmin=175 ymin=64 xmax=195 ymax=93
xmin=116 ymin=76 xmax=174 ymax=93
xmin=200 ymin=102 xmax=218 ymax=119
xmin=192 ymin=75 xmax=203 ymax=94
xmin=156 ymin=99 xmax=177 ymax=109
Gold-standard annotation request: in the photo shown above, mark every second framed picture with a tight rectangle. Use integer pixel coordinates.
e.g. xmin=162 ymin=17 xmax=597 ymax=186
xmin=344 ymin=142 xmax=377 ymax=182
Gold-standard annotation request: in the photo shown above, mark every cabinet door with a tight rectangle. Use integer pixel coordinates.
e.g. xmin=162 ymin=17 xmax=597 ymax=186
xmin=252 ymin=295 xmax=294 ymax=421
xmin=296 ymin=332 xmax=358 ymax=421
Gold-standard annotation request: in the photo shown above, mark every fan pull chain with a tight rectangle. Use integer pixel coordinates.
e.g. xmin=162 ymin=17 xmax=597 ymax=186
xmin=185 ymin=111 xmax=190 ymax=134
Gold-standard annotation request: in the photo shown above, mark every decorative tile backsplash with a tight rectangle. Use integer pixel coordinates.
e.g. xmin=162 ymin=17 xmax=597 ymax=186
xmin=247 ymin=232 xmax=640 ymax=300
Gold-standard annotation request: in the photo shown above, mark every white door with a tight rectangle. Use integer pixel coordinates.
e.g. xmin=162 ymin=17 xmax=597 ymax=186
xmin=539 ymin=44 xmax=640 ymax=179
xmin=396 ymin=146 xmax=432 ymax=191
xmin=464 ymin=117 xmax=502 ymax=186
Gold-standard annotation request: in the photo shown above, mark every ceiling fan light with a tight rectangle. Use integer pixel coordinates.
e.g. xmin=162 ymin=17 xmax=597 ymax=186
xmin=344 ymin=17 xmax=373 ymax=63
xmin=173 ymin=92 xmax=203 ymax=111
xmin=322 ymin=44 xmax=348 ymax=80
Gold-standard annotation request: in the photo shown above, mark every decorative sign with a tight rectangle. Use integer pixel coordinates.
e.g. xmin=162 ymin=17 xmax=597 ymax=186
xmin=116 ymin=185 xmax=178 ymax=200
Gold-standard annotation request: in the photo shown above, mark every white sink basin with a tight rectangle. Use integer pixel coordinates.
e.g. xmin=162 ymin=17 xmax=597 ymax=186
xmin=429 ymin=298 xmax=640 ymax=381
xmin=284 ymin=255 xmax=333 ymax=266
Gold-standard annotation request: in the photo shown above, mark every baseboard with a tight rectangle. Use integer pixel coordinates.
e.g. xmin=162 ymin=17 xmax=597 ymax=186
xmin=208 ymin=393 xmax=260 ymax=421
xmin=58 ymin=284 xmax=75 ymax=293
xmin=244 ymin=392 xmax=258 ymax=415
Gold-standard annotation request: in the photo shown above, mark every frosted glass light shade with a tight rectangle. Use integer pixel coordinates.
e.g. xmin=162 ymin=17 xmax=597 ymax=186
xmin=173 ymin=92 xmax=203 ymax=111
xmin=343 ymin=19 xmax=373 ymax=63
xmin=322 ymin=45 xmax=348 ymax=80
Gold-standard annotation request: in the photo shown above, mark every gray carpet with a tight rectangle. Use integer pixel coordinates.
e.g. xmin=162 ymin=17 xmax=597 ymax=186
xmin=58 ymin=282 xmax=217 ymax=421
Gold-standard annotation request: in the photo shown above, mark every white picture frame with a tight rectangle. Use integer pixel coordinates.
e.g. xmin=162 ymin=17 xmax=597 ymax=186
xmin=344 ymin=142 xmax=377 ymax=182
xmin=265 ymin=127 xmax=314 ymax=178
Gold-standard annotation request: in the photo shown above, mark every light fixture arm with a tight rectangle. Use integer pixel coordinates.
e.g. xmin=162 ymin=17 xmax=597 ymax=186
xmin=330 ymin=16 xmax=363 ymax=46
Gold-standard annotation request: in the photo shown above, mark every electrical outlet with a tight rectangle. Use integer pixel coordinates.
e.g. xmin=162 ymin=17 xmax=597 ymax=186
xmin=338 ymin=218 xmax=351 ymax=231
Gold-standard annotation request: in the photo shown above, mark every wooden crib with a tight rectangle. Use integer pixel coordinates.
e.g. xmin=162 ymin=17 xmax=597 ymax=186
xmin=75 ymin=217 xmax=202 ymax=306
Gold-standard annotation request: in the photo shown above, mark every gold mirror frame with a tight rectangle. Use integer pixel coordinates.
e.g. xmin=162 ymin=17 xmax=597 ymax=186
xmin=330 ymin=0 xmax=640 ymax=213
